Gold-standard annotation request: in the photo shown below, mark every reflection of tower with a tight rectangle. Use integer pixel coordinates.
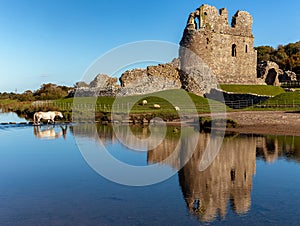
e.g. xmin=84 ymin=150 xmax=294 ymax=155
xmin=69 ymin=124 xmax=115 ymax=143
xmin=147 ymin=127 xmax=200 ymax=170
xmin=147 ymin=131 xmax=181 ymax=169
xmin=178 ymin=135 xmax=256 ymax=222
xmin=256 ymin=136 xmax=279 ymax=163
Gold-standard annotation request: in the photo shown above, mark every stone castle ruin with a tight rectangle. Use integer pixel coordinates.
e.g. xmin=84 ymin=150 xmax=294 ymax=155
xmin=74 ymin=4 xmax=286 ymax=97
xmin=180 ymin=4 xmax=257 ymax=84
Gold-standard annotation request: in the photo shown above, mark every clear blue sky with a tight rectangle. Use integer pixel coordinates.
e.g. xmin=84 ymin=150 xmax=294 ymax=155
xmin=0 ymin=0 xmax=299 ymax=92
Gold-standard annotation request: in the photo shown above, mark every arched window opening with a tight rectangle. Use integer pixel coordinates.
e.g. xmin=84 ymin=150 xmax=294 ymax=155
xmin=193 ymin=199 xmax=200 ymax=211
xmin=245 ymin=45 xmax=248 ymax=53
xmin=230 ymin=168 xmax=236 ymax=182
xmin=194 ymin=16 xmax=200 ymax=30
xmin=232 ymin=44 xmax=237 ymax=57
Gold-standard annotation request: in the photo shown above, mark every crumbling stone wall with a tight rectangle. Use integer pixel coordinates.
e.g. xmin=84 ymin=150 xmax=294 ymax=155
xmin=73 ymin=60 xmax=182 ymax=97
xmin=180 ymin=4 xmax=258 ymax=84
xmin=118 ymin=59 xmax=182 ymax=96
xmin=119 ymin=59 xmax=181 ymax=89
xmin=257 ymin=61 xmax=297 ymax=85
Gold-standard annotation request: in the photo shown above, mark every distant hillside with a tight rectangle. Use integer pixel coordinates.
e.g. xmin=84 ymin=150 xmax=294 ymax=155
xmin=255 ymin=41 xmax=300 ymax=74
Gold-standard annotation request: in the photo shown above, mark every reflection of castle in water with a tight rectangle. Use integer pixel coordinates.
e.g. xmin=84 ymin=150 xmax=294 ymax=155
xmin=256 ymin=135 xmax=300 ymax=163
xmin=149 ymin=132 xmax=300 ymax=222
xmin=178 ymin=135 xmax=256 ymax=222
xmin=70 ymin=124 xmax=300 ymax=164
xmin=70 ymin=124 xmax=300 ymax=222
xmin=70 ymin=124 xmax=115 ymax=143
xmin=148 ymin=132 xmax=256 ymax=221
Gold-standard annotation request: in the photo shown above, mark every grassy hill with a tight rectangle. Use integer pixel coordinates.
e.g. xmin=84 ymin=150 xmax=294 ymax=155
xmin=219 ymin=85 xmax=285 ymax=96
xmin=260 ymin=92 xmax=300 ymax=105
xmin=56 ymin=89 xmax=228 ymax=115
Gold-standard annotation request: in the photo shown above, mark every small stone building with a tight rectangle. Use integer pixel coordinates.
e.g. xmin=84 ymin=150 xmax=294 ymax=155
xmin=180 ymin=4 xmax=258 ymax=84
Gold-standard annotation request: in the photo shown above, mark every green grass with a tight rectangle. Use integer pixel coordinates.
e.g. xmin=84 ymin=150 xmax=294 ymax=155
xmin=0 ymin=99 xmax=32 ymax=112
xmin=55 ymin=89 xmax=228 ymax=114
xmin=219 ymin=84 xmax=285 ymax=96
xmin=0 ymin=99 xmax=18 ymax=105
xmin=261 ymin=92 xmax=300 ymax=105
xmin=56 ymin=96 xmax=115 ymax=105
xmin=243 ymin=92 xmax=300 ymax=111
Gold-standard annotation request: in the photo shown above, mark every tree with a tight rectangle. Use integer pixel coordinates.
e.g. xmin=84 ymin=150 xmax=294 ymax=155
xmin=270 ymin=48 xmax=288 ymax=69
xmin=17 ymin=90 xmax=35 ymax=101
xmin=33 ymin=83 xmax=70 ymax=100
xmin=255 ymin=46 xmax=275 ymax=62
xmin=256 ymin=41 xmax=300 ymax=73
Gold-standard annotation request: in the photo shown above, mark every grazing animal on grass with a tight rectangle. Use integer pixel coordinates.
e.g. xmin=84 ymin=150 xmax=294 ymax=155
xmin=142 ymin=100 xmax=148 ymax=106
xmin=33 ymin=111 xmax=63 ymax=125
xmin=175 ymin=106 xmax=180 ymax=111
xmin=153 ymin=104 xmax=161 ymax=109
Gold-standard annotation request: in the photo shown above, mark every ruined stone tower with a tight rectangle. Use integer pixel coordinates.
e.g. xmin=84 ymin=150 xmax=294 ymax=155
xmin=180 ymin=4 xmax=257 ymax=84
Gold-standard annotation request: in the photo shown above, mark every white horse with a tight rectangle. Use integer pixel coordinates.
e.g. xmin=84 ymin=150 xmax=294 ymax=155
xmin=33 ymin=111 xmax=63 ymax=125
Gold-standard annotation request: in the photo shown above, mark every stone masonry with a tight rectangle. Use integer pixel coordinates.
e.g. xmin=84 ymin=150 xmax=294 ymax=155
xmin=118 ymin=59 xmax=182 ymax=96
xmin=180 ymin=4 xmax=258 ymax=84
xmin=74 ymin=4 xmax=265 ymax=98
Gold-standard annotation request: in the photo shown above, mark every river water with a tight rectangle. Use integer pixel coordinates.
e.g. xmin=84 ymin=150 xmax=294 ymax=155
xmin=1 ymin=113 xmax=300 ymax=225
xmin=0 ymin=111 xmax=27 ymax=123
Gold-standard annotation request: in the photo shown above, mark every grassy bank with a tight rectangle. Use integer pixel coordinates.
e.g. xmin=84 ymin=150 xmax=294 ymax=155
xmin=254 ymin=92 xmax=300 ymax=110
xmin=0 ymin=99 xmax=32 ymax=112
xmin=232 ymin=92 xmax=300 ymax=111
xmin=56 ymin=89 xmax=228 ymax=114
xmin=219 ymin=84 xmax=285 ymax=96
xmin=262 ymin=92 xmax=300 ymax=103
xmin=1 ymin=90 xmax=228 ymax=122
xmin=4 ymin=87 xmax=300 ymax=122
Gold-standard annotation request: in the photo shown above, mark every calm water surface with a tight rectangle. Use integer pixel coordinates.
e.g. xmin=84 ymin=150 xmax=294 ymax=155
xmin=0 ymin=111 xmax=26 ymax=123
xmin=1 ymin=113 xmax=300 ymax=225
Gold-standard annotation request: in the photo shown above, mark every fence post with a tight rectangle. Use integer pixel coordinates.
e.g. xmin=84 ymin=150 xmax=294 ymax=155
xmin=285 ymin=99 xmax=286 ymax=108
xmin=293 ymin=99 xmax=295 ymax=108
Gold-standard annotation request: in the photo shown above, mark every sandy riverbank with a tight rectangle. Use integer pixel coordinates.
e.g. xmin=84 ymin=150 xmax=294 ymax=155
xmin=221 ymin=111 xmax=300 ymax=136
xmin=167 ymin=110 xmax=300 ymax=136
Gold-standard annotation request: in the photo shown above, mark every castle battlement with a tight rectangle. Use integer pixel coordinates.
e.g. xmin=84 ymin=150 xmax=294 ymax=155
xmin=187 ymin=5 xmax=253 ymax=37
xmin=180 ymin=4 xmax=258 ymax=85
